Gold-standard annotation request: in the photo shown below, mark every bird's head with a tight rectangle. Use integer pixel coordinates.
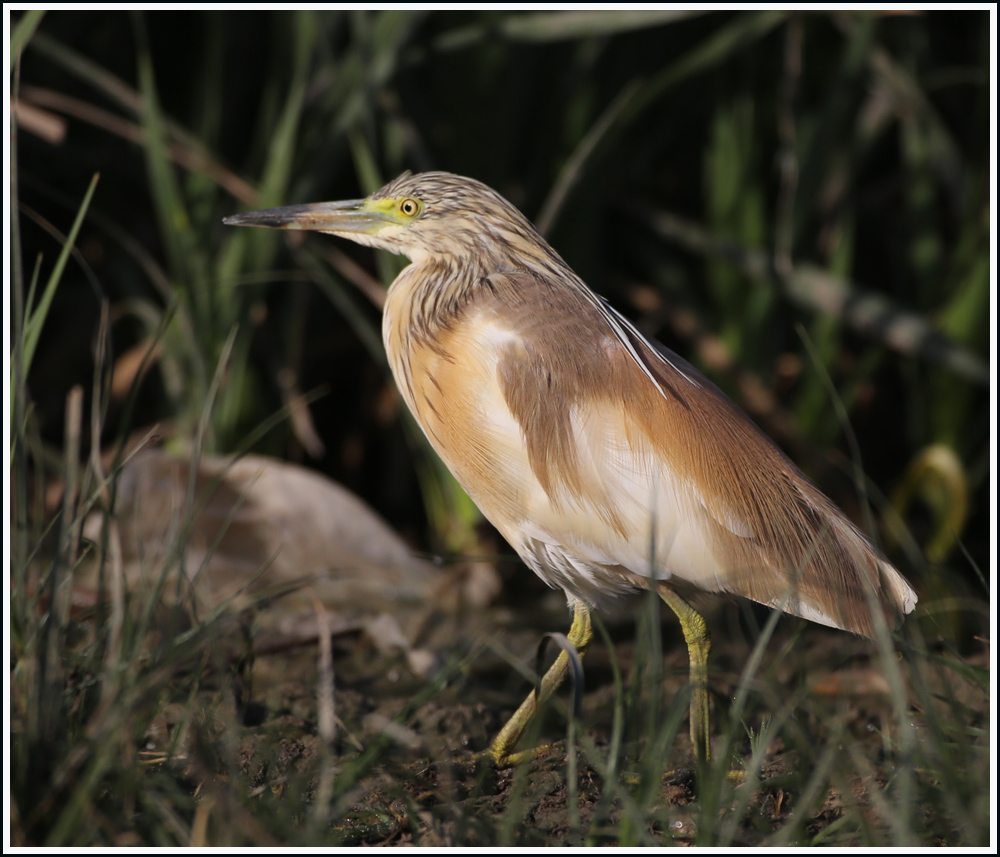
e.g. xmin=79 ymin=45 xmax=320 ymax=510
xmin=224 ymin=171 xmax=546 ymax=269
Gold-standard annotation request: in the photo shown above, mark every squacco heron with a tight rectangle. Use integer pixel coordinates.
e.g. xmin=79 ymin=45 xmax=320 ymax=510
xmin=225 ymin=171 xmax=917 ymax=764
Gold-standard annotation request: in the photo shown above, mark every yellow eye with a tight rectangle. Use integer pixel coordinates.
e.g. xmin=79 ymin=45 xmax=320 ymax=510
xmin=399 ymin=198 xmax=420 ymax=217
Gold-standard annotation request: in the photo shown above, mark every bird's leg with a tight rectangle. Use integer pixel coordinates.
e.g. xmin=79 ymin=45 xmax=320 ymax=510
xmin=486 ymin=600 xmax=592 ymax=767
xmin=657 ymin=584 xmax=712 ymax=761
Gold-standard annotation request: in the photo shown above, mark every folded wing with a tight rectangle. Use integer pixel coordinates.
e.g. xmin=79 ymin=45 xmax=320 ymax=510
xmin=480 ymin=272 xmax=917 ymax=637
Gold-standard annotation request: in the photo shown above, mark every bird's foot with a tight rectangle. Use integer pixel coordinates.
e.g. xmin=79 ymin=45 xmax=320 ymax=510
xmin=480 ymin=736 xmax=565 ymax=768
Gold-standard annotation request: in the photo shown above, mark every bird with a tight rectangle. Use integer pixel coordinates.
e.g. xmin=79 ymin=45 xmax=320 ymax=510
xmin=224 ymin=171 xmax=918 ymax=764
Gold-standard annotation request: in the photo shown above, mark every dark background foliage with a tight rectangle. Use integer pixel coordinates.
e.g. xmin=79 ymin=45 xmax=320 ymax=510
xmin=9 ymin=9 xmax=992 ymax=846
xmin=16 ymin=11 xmax=990 ymax=585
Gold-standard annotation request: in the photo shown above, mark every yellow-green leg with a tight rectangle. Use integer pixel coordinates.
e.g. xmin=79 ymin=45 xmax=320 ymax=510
xmin=486 ymin=600 xmax=592 ymax=767
xmin=658 ymin=584 xmax=712 ymax=761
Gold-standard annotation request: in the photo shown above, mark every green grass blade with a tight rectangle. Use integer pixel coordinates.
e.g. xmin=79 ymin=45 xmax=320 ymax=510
xmin=21 ymin=173 xmax=100 ymax=374
xmin=502 ymin=9 xmax=702 ymax=41
xmin=132 ymin=13 xmax=206 ymax=319
xmin=536 ymin=79 xmax=641 ymax=236
xmin=10 ymin=9 xmax=46 ymax=66
xmin=441 ymin=9 xmax=703 ymax=51
xmin=625 ymin=11 xmax=788 ymax=122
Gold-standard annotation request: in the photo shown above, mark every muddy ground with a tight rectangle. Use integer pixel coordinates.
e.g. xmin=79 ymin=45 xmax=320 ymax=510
xmin=138 ymin=584 xmax=990 ymax=847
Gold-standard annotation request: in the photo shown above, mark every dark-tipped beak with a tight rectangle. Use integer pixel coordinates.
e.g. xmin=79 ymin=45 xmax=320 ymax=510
xmin=223 ymin=199 xmax=388 ymax=234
